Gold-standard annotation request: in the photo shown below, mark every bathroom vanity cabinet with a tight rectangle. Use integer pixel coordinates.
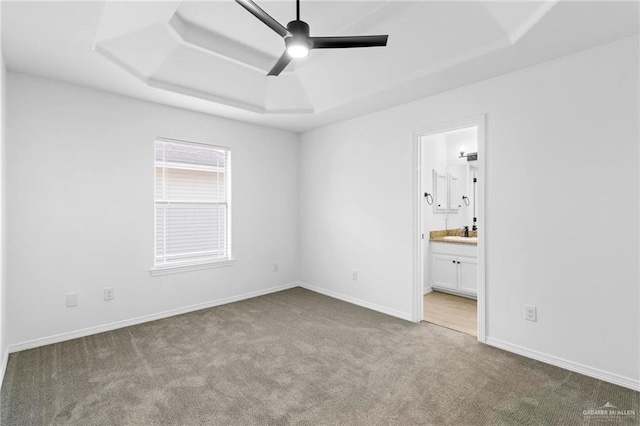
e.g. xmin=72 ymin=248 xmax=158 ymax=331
xmin=431 ymin=242 xmax=477 ymax=298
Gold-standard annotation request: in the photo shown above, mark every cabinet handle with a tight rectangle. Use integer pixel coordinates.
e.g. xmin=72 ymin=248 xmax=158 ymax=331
xmin=457 ymin=261 xmax=461 ymax=264
xmin=452 ymin=260 xmax=456 ymax=264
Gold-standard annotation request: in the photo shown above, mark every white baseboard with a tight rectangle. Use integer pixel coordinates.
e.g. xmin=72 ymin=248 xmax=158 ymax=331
xmin=298 ymin=282 xmax=412 ymax=321
xmin=423 ymin=286 xmax=433 ymax=295
xmin=486 ymin=337 xmax=640 ymax=392
xmin=0 ymin=349 xmax=8 ymax=390
xmin=11 ymin=283 xmax=634 ymax=393
xmin=8 ymin=282 xmax=299 ymax=353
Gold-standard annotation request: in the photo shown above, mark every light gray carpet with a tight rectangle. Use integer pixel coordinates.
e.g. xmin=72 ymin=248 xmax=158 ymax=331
xmin=1 ymin=288 xmax=638 ymax=425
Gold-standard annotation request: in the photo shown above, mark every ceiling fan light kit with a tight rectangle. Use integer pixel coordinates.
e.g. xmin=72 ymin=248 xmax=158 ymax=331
xmin=236 ymin=0 xmax=389 ymax=76
xmin=285 ymin=20 xmax=311 ymax=58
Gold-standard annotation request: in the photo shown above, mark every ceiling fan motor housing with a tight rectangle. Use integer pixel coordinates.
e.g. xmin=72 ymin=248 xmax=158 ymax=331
xmin=287 ymin=20 xmax=310 ymax=38
xmin=285 ymin=20 xmax=312 ymax=51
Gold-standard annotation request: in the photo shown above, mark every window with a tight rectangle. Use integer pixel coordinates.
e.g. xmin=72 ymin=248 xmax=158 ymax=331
xmin=154 ymin=138 xmax=231 ymax=270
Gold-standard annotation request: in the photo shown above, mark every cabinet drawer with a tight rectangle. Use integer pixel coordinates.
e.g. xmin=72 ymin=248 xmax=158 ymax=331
xmin=431 ymin=242 xmax=477 ymax=257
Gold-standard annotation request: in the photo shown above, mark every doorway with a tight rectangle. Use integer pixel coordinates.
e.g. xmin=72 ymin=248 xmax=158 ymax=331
xmin=412 ymin=115 xmax=486 ymax=341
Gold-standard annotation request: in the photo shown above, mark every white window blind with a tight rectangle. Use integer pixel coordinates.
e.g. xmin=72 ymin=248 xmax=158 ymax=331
xmin=154 ymin=138 xmax=231 ymax=267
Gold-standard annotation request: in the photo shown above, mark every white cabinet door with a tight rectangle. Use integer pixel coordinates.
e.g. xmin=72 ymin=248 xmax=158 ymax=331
xmin=433 ymin=254 xmax=458 ymax=290
xmin=433 ymin=170 xmax=448 ymax=212
xmin=448 ymin=173 xmax=460 ymax=211
xmin=458 ymin=256 xmax=478 ymax=294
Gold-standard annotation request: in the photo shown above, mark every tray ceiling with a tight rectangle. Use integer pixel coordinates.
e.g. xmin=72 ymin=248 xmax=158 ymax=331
xmin=2 ymin=1 xmax=639 ymax=131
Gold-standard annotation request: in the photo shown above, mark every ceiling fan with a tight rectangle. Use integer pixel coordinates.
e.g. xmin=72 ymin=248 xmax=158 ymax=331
xmin=235 ymin=0 xmax=389 ymax=76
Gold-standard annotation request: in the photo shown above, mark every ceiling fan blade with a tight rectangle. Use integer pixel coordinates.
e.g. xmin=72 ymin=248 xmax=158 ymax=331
xmin=311 ymin=35 xmax=388 ymax=49
xmin=267 ymin=52 xmax=293 ymax=76
xmin=235 ymin=0 xmax=289 ymax=38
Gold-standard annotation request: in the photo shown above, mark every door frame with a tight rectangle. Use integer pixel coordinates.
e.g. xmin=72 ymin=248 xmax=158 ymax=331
xmin=411 ymin=114 xmax=487 ymax=343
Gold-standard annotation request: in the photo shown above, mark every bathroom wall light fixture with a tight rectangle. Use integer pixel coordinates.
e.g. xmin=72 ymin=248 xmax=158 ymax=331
xmin=459 ymin=150 xmax=478 ymax=161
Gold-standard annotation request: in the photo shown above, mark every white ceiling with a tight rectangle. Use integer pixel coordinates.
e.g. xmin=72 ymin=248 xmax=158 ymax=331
xmin=2 ymin=1 xmax=638 ymax=132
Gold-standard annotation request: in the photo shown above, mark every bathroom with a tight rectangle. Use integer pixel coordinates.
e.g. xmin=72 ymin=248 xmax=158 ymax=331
xmin=422 ymin=125 xmax=479 ymax=336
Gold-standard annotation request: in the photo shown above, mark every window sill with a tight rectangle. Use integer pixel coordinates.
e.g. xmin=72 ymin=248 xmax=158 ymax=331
xmin=149 ymin=259 xmax=237 ymax=277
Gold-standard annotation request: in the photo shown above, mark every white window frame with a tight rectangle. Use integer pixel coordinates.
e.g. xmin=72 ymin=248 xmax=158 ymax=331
xmin=149 ymin=137 xmax=235 ymax=276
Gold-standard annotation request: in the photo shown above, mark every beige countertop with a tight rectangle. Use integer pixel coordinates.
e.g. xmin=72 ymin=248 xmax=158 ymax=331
xmin=430 ymin=229 xmax=478 ymax=246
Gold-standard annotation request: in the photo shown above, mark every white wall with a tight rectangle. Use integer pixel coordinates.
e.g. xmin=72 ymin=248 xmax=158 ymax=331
xmin=299 ymin=36 xmax=639 ymax=387
xmin=446 ymin=128 xmax=477 ymax=166
xmin=0 ymin=25 xmax=7 ymax=383
xmin=422 ymin=133 xmax=448 ymax=232
xmin=6 ymin=73 xmax=299 ymax=347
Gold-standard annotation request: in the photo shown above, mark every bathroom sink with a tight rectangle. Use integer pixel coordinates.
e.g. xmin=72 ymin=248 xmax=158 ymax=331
xmin=443 ymin=236 xmax=478 ymax=243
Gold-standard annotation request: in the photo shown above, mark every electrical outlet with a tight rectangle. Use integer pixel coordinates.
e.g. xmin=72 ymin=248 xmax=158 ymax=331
xmin=352 ymin=270 xmax=359 ymax=281
xmin=104 ymin=288 xmax=115 ymax=301
xmin=66 ymin=293 xmax=78 ymax=308
xmin=525 ymin=305 xmax=537 ymax=322
xmin=273 ymin=263 xmax=279 ymax=272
